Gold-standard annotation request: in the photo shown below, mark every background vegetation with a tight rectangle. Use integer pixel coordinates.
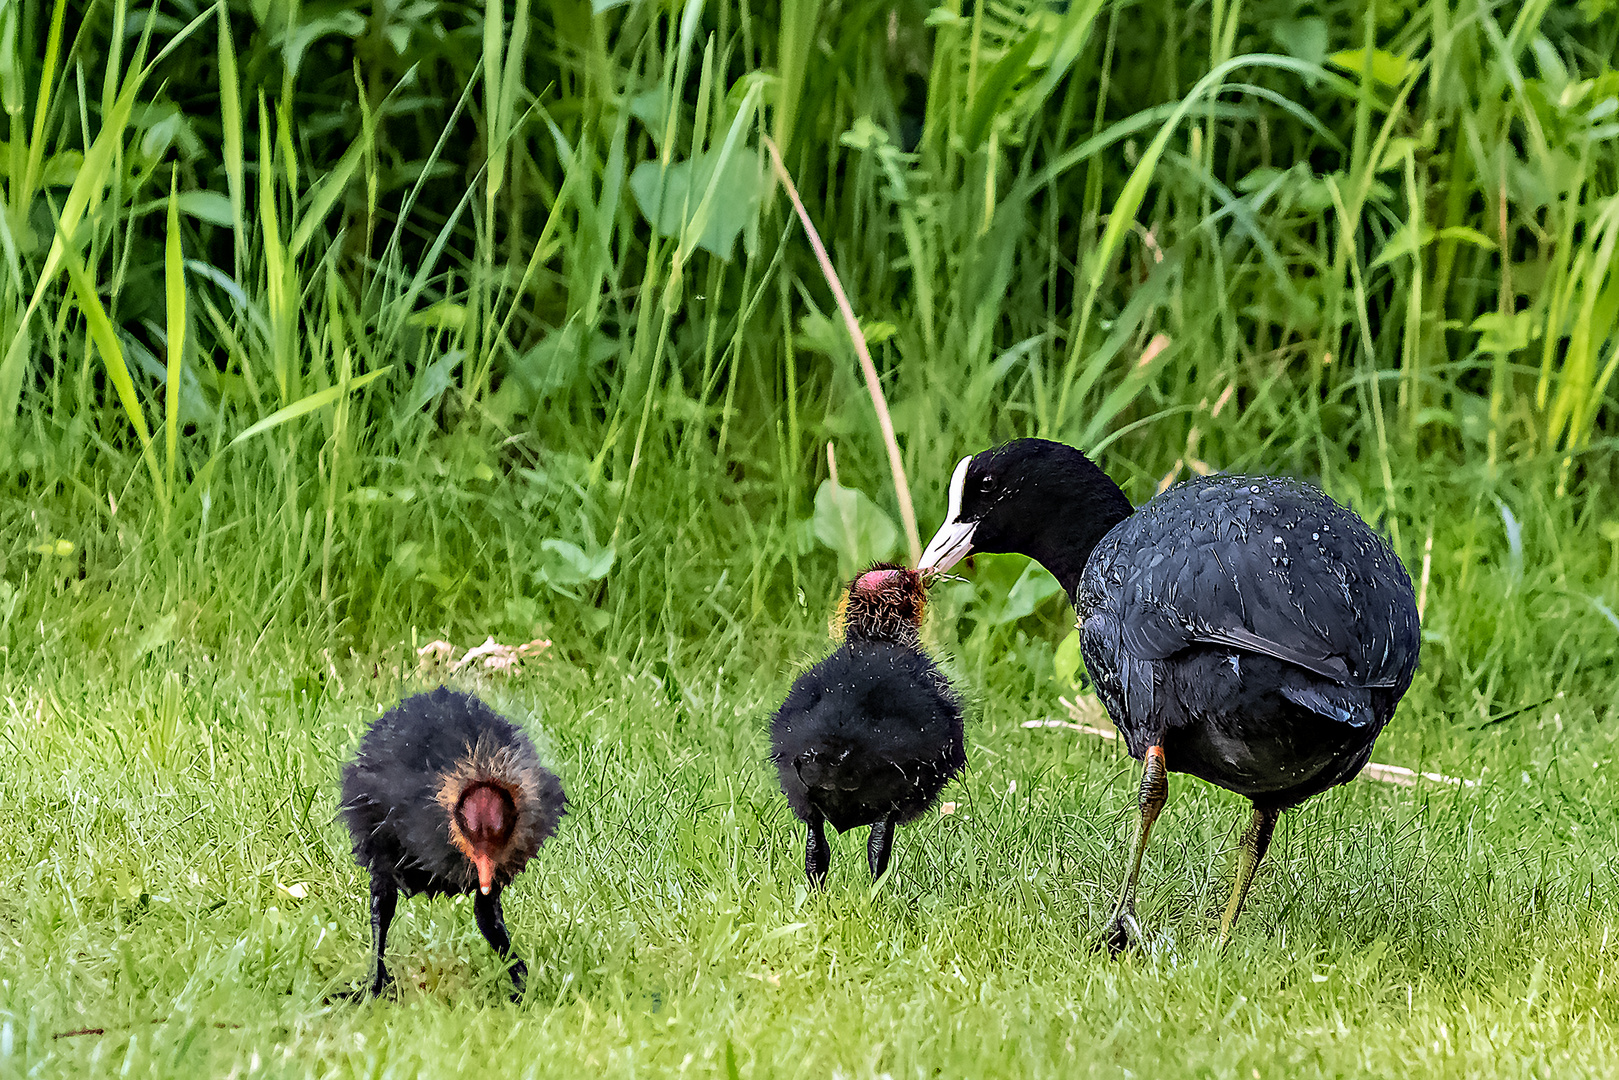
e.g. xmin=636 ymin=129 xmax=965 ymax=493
xmin=3 ymin=0 xmax=1618 ymax=1075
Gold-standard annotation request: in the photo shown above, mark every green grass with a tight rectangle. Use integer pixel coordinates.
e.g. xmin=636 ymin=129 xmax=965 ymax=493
xmin=6 ymin=457 xmax=1619 ymax=1077
xmin=3 ymin=0 xmax=1619 ymax=1074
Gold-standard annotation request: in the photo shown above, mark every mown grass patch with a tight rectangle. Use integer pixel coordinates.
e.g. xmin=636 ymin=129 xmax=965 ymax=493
xmin=3 ymin=0 xmax=1618 ymax=1074
xmin=5 ymin=469 xmax=1618 ymax=1077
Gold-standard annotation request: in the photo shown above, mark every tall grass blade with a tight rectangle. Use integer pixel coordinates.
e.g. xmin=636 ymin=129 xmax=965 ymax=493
xmin=59 ymin=239 xmax=165 ymax=504
xmin=1052 ymin=53 xmax=1352 ymax=432
xmin=164 ymin=168 xmax=185 ymax=497
xmin=217 ymin=3 xmax=246 ymax=277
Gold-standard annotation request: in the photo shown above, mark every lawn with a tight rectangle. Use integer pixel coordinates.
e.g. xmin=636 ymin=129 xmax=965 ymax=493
xmin=7 ymin=464 xmax=1619 ymax=1077
xmin=4 ymin=0 xmax=1619 ymax=1075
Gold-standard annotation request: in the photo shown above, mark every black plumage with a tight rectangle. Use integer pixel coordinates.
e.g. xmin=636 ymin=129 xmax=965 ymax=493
xmin=1079 ymin=475 xmax=1416 ymax=805
xmin=918 ymin=439 xmax=1419 ymax=949
xmin=770 ymin=566 xmax=966 ymax=885
xmin=338 ymin=686 xmax=566 ymax=999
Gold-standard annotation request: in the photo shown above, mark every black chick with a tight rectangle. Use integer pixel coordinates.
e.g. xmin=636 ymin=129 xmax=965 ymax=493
xmin=338 ymin=686 xmax=566 ymax=999
xmin=771 ymin=565 xmax=965 ymax=886
xmin=918 ymin=439 xmax=1419 ymax=950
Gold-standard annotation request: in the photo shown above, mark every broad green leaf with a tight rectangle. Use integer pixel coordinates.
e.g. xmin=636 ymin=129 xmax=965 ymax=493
xmin=390 ymin=541 xmax=454 ymax=591
xmin=177 ymin=190 xmax=234 ymax=226
xmin=1270 ymin=17 xmax=1328 ymax=66
xmin=138 ymin=106 xmax=183 ymax=162
xmin=941 ymin=553 xmax=1060 ymax=632
xmin=1054 ymin=630 xmax=1086 ymax=688
xmin=795 ymin=311 xmax=897 ymax=357
xmin=998 ymin=562 xmax=1066 ymax=625
xmin=281 ymin=12 xmax=365 ymax=82
xmin=675 ymin=73 xmax=765 ymax=265
xmin=41 ymin=151 xmax=81 ymax=186
xmin=1369 ymin=221 xmax=1435 ymax=270
xmin=812 ymin=480 xmax=899 ymax=577
xmin=511 ymin=324 xmax=619 ymax=398
xmin=133 ymin=609 xmax=180 ymax=659
xmin=629 ymin=148 xmax=766 ymax=260
xmin=1328 ymin=48 xmax=1416 ymax=86
xmin=627 ymin=88 xmax=673 ymax=149
xmin=393 ymin=352 xmax=463 ymax=420
xmin=536 ymin=539 xmax=616 ymax=589
xmin=964 ymin=29 xmax=1042 ymax=150
xmin=1472 ymin=311 xmax=1534 ymax=353
xmin=1529 ymin=36 xmax=1570 ymax=93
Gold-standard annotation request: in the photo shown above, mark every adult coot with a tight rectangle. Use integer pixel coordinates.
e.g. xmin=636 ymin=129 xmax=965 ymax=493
xmin=771 ymin=565 xmax=966 ymax=885
xmin=338 ymin=686 xmax=567 ymax=999
xmin=917 ymin=439 xmax=1418 ymax=950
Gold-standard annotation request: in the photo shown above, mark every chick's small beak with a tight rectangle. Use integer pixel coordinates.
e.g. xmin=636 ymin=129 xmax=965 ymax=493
xmin=918 ymin=518 xmax=977 ymax=575
xmin=471 ymin=850 xmax=497 ymax=895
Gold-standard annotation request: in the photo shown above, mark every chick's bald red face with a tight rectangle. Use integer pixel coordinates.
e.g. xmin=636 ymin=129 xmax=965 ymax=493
xmin=455 ymin=783 xmax=517 ymax=894
xmin=853 ymin=566 xmax=921 ymax=601
xmin=855 ymin=568 xmax=902 ymax=594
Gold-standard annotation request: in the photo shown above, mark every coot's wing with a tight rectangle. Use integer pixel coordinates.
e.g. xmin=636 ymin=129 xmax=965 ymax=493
xmin=1084 ymin=476 xmax=1419 ymax=692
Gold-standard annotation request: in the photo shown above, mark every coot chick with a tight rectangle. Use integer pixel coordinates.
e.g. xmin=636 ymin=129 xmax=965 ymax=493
xmin=771 ymin=566 xmax=965 ymax=885
xmin=918 ymin=439 xmax=1418 ymax=950
xmin=338 ymin=686 xmax=566 ymax=999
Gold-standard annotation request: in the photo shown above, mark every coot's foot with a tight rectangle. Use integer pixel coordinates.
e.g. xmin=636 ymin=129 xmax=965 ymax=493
xmin=328 ymin=971 xmax=395 ymax=1003
xmin=506 ymin=959 xmax=529 ymax=1003
xmin=1098 ymin=907 xmax=1145 ymax=957
xmin=867 ymin=813 xmax=894 ymax=881
xmin=805 ymin=815 xmax=831 ymax=888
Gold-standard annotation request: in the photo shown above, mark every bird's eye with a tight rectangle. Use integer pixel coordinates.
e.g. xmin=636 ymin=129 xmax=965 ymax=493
xmin=977 ymin=474 xmax=995 ymax=493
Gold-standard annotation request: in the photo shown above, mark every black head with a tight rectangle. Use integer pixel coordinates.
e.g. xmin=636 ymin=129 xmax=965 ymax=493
xmin=916 ymin=439 xmax=1132 ymax=589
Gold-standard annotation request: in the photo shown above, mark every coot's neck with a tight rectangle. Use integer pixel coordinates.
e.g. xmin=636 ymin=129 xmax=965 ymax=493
xmin=1008 ymin=474 xmax=1134 ymax=598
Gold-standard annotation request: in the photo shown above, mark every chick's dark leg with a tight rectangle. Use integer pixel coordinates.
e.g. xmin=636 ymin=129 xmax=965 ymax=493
xmin=867 ymin=813 xmax=895 ymax=880
xmin=473 ymin=888 xmax=528 ymax=1001
xmin=368 ymin=876 xmax=399 ymax=995
xmin=1216 ymin=803 xmax=1279 ymax=948
xmin=805 ymin=812 xmax=831 ymax=887
xmin=335 ymin=874 xmax=397 ymax=1001
xmin=1102 ymin=744 xmax=1168 ymax=955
